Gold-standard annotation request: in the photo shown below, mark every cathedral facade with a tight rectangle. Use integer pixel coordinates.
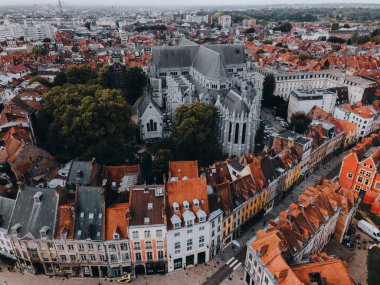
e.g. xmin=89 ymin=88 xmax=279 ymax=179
xmin=146 ymin=39 xmax=262 ymax=157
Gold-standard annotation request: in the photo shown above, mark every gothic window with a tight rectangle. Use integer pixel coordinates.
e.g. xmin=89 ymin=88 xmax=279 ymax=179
xmin=228 ymin=122 xmax=232 ymax=142
xmin=242 ymin=123 xmax=246 ymax=144
xmin=147 ymin=119 xmax=157 ymax=132
xmin=234 ymin=123 xmax=240 ymax=144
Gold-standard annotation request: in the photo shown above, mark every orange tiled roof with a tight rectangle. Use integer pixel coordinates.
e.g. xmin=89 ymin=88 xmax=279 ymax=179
xmin=55 ymin=204 xmax=76 ymax=240
xmin=291 ymin=255 xmax=355 ymax=285
xmin=105 ymin=203 xmax=129 ymax=240
xmin=169 ymin=160 xmax=199 ymax=180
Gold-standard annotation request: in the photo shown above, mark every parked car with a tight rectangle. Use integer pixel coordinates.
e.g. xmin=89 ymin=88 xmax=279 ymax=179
xmin=358 ymin=220 xmax=380 ymax=242
xmin=343 ymin=241 xmax=356 ymax=250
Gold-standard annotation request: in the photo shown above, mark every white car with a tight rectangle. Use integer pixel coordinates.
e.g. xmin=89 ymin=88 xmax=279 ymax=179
xmin=358 ymin=220 xmax=380 ymax=242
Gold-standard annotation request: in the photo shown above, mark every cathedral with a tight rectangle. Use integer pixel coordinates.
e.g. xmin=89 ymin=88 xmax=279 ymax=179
xmin=141 ymin=38 xmax=262 ymax=157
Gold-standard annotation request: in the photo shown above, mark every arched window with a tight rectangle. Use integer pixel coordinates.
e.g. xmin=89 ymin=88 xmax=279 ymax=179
xmin=146 ymin=123 xmax=150 ymax=132
xmin=242 ymin=123 xmax=246 ymax=144
xmin=228 ymin=122 xmax=232 ymax=142
xmin=154 ymin=122 xmax=157 ymax=131
xmin=147 ymin=119 xmax=156 ymax=132
xmin=234 ymin=123 xmax=239 ymax=144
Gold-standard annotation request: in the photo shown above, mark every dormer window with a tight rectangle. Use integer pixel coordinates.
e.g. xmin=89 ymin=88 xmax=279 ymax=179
xmin=33 ymin=192 xmax=43 ymax=204
xmin=183 ymin=200 xmax=190 ymax=210
xmin=174 ymin=223 xmax=181 ymax=229
xmin=193 ymin=199 xmax=199 ymax=207
xmin=11 ymin=223 xmax=21 ymax=235
xmin=40 ymin=226 xmax=49 ymax=239
xmin=76 ymin=169 xmax=83 ymax=179
xmin=113 ymin=233 xmax=120 ymax=240
xmin=173 ymin=202 xmax=179 ymax=212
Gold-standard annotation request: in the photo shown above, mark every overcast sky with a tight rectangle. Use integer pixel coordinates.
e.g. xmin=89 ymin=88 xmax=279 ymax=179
xmin=1 ymin=0 xmax=379 ymax=7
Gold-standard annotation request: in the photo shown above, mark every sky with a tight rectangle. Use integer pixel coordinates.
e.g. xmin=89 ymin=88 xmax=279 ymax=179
xmin=1 ymin=0 xmax=380 ymax=7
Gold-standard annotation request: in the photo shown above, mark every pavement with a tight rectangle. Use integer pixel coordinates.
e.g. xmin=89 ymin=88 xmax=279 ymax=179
xmin=0 ymin=150 xmax=348 ymax=285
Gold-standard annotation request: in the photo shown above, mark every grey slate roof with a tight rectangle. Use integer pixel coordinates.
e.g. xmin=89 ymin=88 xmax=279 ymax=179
xmin=138 ymin=92 xmax=161 ymax=116
xmin=192 ymin=45 xmax=227 ymax=81
xmin=8 ymin=186 xmax=58 ymax=239
xmin=0 ymin=196 xmax=15 ymax=230
xmin=67 ymin=160 xmax=93 ymax=186
xmin=206 ymin=44 xmax=246 ymax=66
xmin=74 ymin=186 xmax=104 ymax=240
xmin=178 ymin=38 xmax=199 ymax=47
xmin=151 ymin=45 xmax=199 ymax=68
xmin=221 ymin=90 xmax=249 ymax=115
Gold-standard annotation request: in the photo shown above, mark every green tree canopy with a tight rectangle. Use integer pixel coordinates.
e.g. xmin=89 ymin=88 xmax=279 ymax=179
xmin=331 ymin=22 xmax=340 ymax=31
xmin=66 ymin=65 xmax=98 ymax=85
xmin=36 ymin=84 xmax=136 ymax=164
xmin=289 ymin=112 xmax=311 ymax=134
xmin=125 ymin=67 xmax=147 ymax=105
xmin=152 ymin=149 xmax=174 ymax=183
xmin=171 ymin=102 xmax=221 ymax=165
xmin=262 ymin=73 xmax=276 ymax=108
xmin=53 ymin=71 xmax=67 ymax=86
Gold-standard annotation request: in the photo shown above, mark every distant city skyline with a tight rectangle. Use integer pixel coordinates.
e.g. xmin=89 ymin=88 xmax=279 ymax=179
xmin=1 ymin=0 xmax=380 ymax=7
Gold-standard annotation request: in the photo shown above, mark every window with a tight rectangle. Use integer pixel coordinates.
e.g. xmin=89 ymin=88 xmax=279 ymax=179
xmin=228 ymin=122 xmax=232 ymax=142
xmin=199 ymin=236 xmax=205 ymax=247
xmin=212 ymin=221 xmax=215 ymax=228
xmin=174 ymin=223 xmax=181 ymax=229
xmin=78 ymin=244 xmax=84 ymax=251
xmin=174 ymin=232 xmax=180 ymax=237
xmin=358 ymin=176 xmax=363 ymax=183
xmin=360 ymin=169 xmax=365 ymax=175
xmin=186 ymin=220 xmax=193 ymax=227
xmin=187 ymin=239 xmax=193 ymax=251
xmin=199 ymin=217 xmax=205 ymax=223
xmin=70 ymin=255 xmax=76 ymax=261
xmin=145 ymin=241 xmax=152 ymax=249
xmin=57 ymin=245 xmax=64 ymax=251
xmin=199 ymin=226 xmax=205 ymax=231
xmin=87 ymin=244 xmax=93 ymax=250
xmin=157 ymin=241 xmax=164 ymax=249
xmin=347 ymin=173 xmax=353 ymax=179
xmin=249 ymin=253 xmax=253 ymax=261
xmin=132 ymin=231 xmax=139 ymax=238
xmin=242 ymin=123 xmax=246 ymax=144
xmin=158 ymin=251 xmax=164 ymax=260
xmin=375 ymin=182 xmax=380 ymax=190
xmin=147 ymin=252 xmax=153 ymax=261
xmin=67 ymin=245 xmax=74 ymax=251
xmin=365 ymin=179 xmax=370 ymax=186
xmin=234 ymin=123 xmax=240 ymax=144
xmin=99 ymin=255 xmax=105 ymax=261
xmin=364 ymin=163 xmax=367 ymax=167
xmin=90 ymin=254 xmax=96 ymax=261
xmin=134 ymin=242 xmax=141 ymax=250
xmin=187 ymin=229 xmax=192 ymax=234
xmin=135 ymin=252 xmax=141 ymax=261
xmin=355 ymin=185 xmax=360 ymax=191
xmin=156 ymin=230 xmax=162 ymax=237
xmin=60 ymin=255 xmax=67 ymax=261
xmin=147 ymin=119 xmax=157 ymax=132
xmin=80 ymin=254 xmax=86 ymax=261
xmin=175 ymin=242 xmax=181 ymax=254
xmin=120 ymin=243 xmax=128 ymax=251
xmin=366 ymin=172 xmax=371 ymax=178
xmin=144 ymin=230 xmax=151 ymax=238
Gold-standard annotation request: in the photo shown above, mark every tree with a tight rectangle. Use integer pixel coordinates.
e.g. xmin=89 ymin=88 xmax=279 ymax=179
xmin=298 ymin=51 xmax=309 ymax=61
xmin=289 ymin=112 xmax=311 ymax=134
xmin=53 ymin=71 xmax=67 ymax=86
xmin=371 ymin=35 xmax=380 ymax=44
xmin=327 ymin=36 xmax=346 ymax=44
xmin=352 ymin=34 xmax=370 ymax=45
xmin=262 ymin=74 xmax=276 ymax=108
xmin=245 ymin=27 xmax=255 ymax=34
xmin=85 ymin=22 xmax=91 ymax=30
xmin=125 ymin=67 xmax=147 ymax=105
xmin=171 ymin=102 xmax=221 ymax=165
xmin=343 ymin=23 xmax=350 ymax=28
xmin=331 ymin=22 xmax=339 ymax=31
xmin=29 ymin=76 xmax=53 ymax=88
xmin=274 ymin=22 xmax=292 ymax=33
xmin=140 ymin=152 xmax=153 ymax=183
xmin=152 ymin=149 xmax=174 ymax=183
xmin=371 ymin=29 xmax=380 ymax=38
xmin=36 ymin=84 xmax=136 ymax=164
xmin=66 ymin=65 xmax=97 ymax=85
